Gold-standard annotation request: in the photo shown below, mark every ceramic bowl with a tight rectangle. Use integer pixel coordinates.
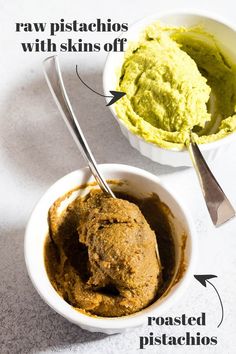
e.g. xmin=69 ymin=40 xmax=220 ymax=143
xmin=103 ymin=11 xmax=236 ymax=166
xmin=25 ymin=164 xmax=197 ymax=333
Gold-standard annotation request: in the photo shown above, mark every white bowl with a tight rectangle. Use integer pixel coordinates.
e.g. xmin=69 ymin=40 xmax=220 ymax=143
xmin=25 ymin=164 xmax=197 ymax=334
xmin=103 ymin=11 xmax=236 ymax=167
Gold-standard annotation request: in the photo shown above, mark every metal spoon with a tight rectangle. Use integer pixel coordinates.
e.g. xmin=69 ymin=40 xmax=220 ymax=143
xmin=43 ymin=55 xmax=115 ymax=198
xmin=187 ymin=135 xmax=235 ymax=226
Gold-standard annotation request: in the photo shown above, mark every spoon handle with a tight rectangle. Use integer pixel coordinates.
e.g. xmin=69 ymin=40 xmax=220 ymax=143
xmin=188 ymin=140 xmax=235 ymax=226
xmin=43 ymin=55 xmax=115 ymax=198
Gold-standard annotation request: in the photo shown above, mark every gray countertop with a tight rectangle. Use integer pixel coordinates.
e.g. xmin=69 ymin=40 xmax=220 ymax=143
xmin=1 ymin=0 xmax=236 ymax=353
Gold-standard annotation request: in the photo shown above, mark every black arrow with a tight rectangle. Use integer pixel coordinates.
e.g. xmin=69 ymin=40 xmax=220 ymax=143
xmin=194 ymin=274 xmax=224 ymax=328
xmin=75 ymin=65 xmax=126 ymax=106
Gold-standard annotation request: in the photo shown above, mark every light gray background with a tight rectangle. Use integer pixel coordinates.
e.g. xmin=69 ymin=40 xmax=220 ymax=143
xmin=1 ymin=0 xmax=236 ymax=353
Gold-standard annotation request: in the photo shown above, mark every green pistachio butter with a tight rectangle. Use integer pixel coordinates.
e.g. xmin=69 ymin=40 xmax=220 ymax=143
xmin=115 ymin=24 xmax=236 ymax=149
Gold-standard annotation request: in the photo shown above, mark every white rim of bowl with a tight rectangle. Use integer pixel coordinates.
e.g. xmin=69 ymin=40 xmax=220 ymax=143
xmin=103 ymin=10 xmax=236 ymax=153
xmin=24 ymin=163 xmax=197 ymax=330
